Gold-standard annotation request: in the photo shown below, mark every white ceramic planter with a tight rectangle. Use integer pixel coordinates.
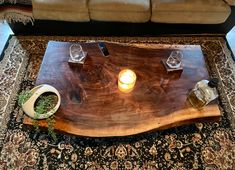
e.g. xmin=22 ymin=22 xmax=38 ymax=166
xmin=22 ymin=84 xmax=61 ymax=119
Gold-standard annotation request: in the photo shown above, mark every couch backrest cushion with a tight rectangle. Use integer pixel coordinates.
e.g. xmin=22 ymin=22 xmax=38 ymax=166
xmin=224 ymin=0 xmax=235 ymax=6
xmin=32 ymin=0 xmax=90 ymax=21
xmin=151 ymin=0 xmax=231 ymax=24
xmin=89 ymin=0 xmax=151 ymax=22
xmin=152 ymin=0 xmax=230 ymax=12
xmin=89 ymin=0 xmax=150 ymax=12
xmin=33 ymin=0 xmax=88 ymax=12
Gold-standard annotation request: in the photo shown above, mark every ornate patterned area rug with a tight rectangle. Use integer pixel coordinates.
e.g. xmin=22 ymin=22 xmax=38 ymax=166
xmin=0 ymin=36 xmax=235 ymax=170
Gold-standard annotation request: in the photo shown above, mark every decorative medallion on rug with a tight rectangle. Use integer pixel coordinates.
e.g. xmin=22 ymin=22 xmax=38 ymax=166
xmin=0 ymin=36 xmax=234 ymax=169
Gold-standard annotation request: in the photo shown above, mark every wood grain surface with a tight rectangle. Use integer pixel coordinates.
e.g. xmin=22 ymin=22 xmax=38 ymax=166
xmin=23 ymin=41 xmax=221 ymax=137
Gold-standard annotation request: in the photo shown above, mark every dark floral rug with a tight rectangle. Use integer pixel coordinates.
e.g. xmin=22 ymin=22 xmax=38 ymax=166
xmin=0 ymin=36 xmax=234 ymax=170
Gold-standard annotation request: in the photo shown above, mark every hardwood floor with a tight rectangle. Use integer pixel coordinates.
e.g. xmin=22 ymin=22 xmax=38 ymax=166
xmin=0 ymin=21 xmax=13 ymax=61
xmin=0 ymin=22 xmax=234 ymax=61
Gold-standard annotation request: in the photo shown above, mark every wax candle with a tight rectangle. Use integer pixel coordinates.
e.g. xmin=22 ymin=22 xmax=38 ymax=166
xmin=118 ymin=69 xmax=136 ymax=93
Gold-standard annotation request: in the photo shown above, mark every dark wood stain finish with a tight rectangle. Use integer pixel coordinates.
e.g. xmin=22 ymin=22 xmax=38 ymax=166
xmin=23 ymin=41 xmax=221 ymax=137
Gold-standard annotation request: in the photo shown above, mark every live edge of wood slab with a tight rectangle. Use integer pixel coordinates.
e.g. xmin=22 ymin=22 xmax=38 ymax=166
xmin=23 ymin=41 xmax=221 ymax=137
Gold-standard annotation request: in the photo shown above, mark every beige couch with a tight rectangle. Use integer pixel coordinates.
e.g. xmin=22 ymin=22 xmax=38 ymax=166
xmin=32 ymin=0 xmax=235 ymax=24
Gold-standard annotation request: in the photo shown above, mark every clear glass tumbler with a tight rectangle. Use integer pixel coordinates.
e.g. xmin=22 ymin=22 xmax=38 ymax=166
xmin=166 ymin=51 xmax=183 ymax=69
xmin=69 ymin=44 xmax=86 ymax=62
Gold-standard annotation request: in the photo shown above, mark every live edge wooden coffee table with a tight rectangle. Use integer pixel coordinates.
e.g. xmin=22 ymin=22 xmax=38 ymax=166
xmin=23 ymin=41 xmax=221 ymax=137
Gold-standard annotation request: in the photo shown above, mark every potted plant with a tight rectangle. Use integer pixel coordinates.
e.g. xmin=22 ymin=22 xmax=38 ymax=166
xmin=18 ymin=84 xmax=61 ymax=142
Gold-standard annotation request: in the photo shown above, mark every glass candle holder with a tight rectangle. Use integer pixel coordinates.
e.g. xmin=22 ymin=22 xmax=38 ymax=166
xmin=118 ymin=69 xmax=136 ymax=93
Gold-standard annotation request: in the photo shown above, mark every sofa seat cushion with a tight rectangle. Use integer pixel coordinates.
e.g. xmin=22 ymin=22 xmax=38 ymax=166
xmin=151 ymin=0 xmax=231 ymax=24
xmin=32 ymin=0 xmax=90 ymax=22
xmin=89 ymin=0 xmax=151 ymax=23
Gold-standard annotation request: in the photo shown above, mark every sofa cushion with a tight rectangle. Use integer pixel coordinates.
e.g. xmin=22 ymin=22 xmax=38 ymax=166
xmin=224 ymin=0 xmax=235 ymax=6
xmin=89 ymin=0 xmax=151 ymax=23
xmin=151 ymin=0 xmax=231 ymax=24
xmin=32 ymin=0 xmax=90 ymax=22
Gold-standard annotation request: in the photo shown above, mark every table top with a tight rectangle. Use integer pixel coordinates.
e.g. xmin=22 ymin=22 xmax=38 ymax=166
xmin=23 ymin=41 xmax=221 ymax=137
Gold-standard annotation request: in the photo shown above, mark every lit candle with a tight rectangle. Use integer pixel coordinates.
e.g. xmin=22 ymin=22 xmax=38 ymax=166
xmin=118 ymin=69 xmax=136 ymax=93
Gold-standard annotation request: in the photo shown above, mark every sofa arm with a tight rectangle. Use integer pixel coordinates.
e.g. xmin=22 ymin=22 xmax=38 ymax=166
xmin=224 ymin=0 xmax=235 ymax=6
